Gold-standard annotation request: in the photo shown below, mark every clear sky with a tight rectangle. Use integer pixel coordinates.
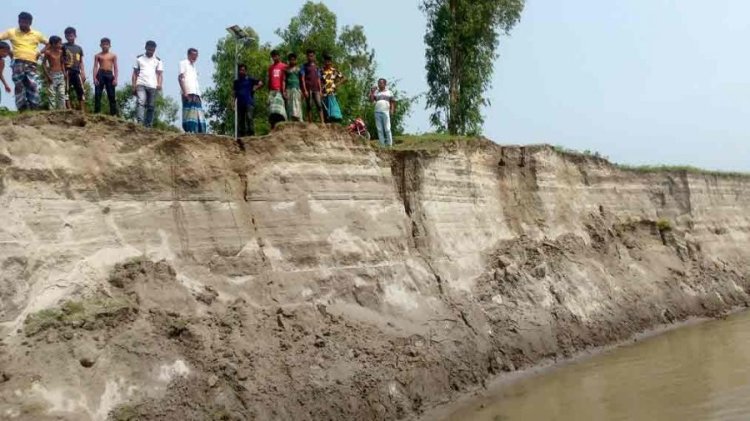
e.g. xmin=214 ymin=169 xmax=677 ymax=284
xmin=2 ymin=0 xmax=748 ymax=171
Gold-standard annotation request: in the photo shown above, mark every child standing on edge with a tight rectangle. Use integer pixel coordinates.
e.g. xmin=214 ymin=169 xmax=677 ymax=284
xmin=300 ymin=49 xmax=324 ymax=123
xmin=267 ymin=50 xmax=287 ymax=128
xmin=0 ymin=43 xmax=12 ymax=100
xmin=321 ymin=54 xmax=346 ymax=123
xmin=62 ymin=27 xmax=86 ymax=111
xmin=43 ymin=36 xmax=66 ymax=110
xmin=284 ymin=53 xmax=302 ymax=122
xmin=93 ymin=38 xmax=118 ymax=115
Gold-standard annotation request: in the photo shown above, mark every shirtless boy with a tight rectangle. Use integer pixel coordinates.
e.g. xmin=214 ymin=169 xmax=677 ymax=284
xmin=43 ymin=36 xmax=66 ymax=110
xmin=92 ymin=37 xmax=118 ymax=115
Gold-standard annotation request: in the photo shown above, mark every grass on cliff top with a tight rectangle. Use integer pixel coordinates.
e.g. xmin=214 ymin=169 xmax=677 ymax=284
xmin=553 ymin=145 xmax=750 ymax=179
xmin=392 ymin=133 xmax=486 ymax=151
xmin=615 ymin=163 xmax=750 ymax=178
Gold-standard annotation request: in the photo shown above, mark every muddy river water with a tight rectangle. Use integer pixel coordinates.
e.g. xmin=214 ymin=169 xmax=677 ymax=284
xmin=445 ymin=311 xmax=750 ymax=421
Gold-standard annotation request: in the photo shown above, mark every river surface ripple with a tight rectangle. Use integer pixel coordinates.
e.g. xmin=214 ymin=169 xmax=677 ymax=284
xmin=446 ymin=311 xmax=750 ymax=421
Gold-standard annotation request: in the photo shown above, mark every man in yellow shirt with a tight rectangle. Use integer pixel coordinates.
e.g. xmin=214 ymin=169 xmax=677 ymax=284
xmin=0 ymin=12 xmax=47 ymax=111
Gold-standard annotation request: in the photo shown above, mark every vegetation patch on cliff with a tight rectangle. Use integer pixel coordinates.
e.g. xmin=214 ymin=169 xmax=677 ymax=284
xmin=24 ymin=297 xmax=137 ymax=337
xmin=393 ymin=133 xmax=492 ymax=152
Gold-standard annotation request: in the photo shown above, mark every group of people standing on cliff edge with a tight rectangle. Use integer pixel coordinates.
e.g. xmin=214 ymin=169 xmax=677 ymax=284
xmin=0 ymin=12 xmax=205 ymax=133
xmin=231 ymin=48 xmax=396 ymax=146
xmin=0 ymin=11 xmax=399 ymax=147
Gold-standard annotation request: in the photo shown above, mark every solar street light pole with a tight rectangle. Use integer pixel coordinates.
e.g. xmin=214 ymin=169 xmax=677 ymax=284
xmin=226 ymin=26 xmax=256 ymax=140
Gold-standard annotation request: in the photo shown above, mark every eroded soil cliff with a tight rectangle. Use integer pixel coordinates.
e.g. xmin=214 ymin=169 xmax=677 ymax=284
xmin=0 ymin=112 xmax=749 ymax=420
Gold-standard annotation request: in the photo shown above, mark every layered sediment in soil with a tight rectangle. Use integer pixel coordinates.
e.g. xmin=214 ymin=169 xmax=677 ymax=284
xmin=1 ymin=112 xmax=748 ymax=420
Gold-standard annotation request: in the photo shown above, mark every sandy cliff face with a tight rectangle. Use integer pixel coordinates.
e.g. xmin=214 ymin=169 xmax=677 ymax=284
xmin=0 ymin=113 xmax=748 ymax=420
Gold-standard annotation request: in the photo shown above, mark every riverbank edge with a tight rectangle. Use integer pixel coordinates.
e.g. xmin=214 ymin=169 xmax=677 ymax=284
xmin=1 ymin=112 xmax=749 ymax=421
xmin=417 ymin=305 xmax=749 ymax=421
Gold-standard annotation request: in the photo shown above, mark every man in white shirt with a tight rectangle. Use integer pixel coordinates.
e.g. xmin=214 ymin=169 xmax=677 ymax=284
xmin=131 ymin=40 xmax=163 ymax=128
xmin=369 ymin=78 xmax=397 ymax=147
xmin=178 ymin=48 xmax=206 ymax=133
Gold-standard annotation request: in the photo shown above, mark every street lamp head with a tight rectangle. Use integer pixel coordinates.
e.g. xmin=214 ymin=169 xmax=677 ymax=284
xmin=226 ymin=25 xmax=254 ymax=42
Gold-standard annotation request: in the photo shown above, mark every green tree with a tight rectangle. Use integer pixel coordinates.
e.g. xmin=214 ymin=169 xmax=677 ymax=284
xmin=421 ymin=0 xmax=524 ymax=135
xmin=205 ymin=1 xmax=415 ymax=137
xmin=275 ymin=5 xmax=379 ymax=126
xmin=335 ymin=25 xmax=375 ymax=126
xmin=275 ymin=1 xmax=340 ymax=59
xmin=275 ymin=1 xmax=413 ymax=135
xmin=203 ymin=28 xmax=273 ymax=135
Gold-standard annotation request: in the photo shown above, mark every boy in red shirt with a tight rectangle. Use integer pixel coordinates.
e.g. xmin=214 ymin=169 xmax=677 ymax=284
xmin=267 ymin=50 xmax=287 ymax=128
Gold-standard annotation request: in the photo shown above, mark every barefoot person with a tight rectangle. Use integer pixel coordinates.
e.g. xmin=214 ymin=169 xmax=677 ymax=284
xmin=92 ymin=37 xmax=118 ymax=115
xmin=300 ymin=49 xmax=324 ymax=123
xmin=369 ymin=78 xmax=396 ymax=147
xmin=284 ymin=53 xmax=302 ymax=122
xmin=232 ymin=64 xmax=263 ymax=137
xmin=42 ymin=36 xmax=66 ymax=110
xmin=267 ymin=50 xmax=287 ymax=128
xmin=62 ymin=27 xmax=86 ymax=112
xmin=321 ymin=53 xmax=346 ymax=123
xmin=0 ymin=12 xmax=47 ymax=111
xmin=178 ymin=48 xmax=206 ymax=133
xmin=132 ymin=41 xmax=163 ymax=128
